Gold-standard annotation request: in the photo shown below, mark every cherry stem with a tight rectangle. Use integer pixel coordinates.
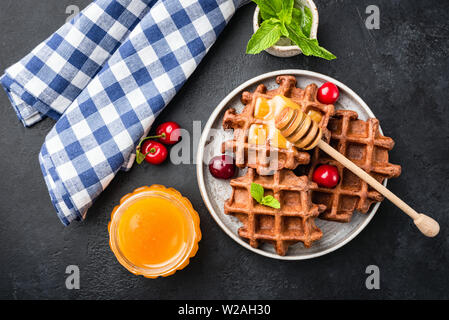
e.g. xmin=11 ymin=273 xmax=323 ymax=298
xmin=136 ymin=133 xmax=167 ymax=153
xmin=149 ymin=148 xmax=156 ymax=153
xmin=146 ymin=133 xmax=165 ymax=140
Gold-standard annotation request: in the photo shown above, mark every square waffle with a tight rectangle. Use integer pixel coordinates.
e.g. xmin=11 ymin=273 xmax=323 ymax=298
xmin=306 ymin=110 xmax=402 ymax=222
xmin=224 ymin=168 xmax=325 ymax=256
xmin=222 ymin=75 xmax=335 ymax=175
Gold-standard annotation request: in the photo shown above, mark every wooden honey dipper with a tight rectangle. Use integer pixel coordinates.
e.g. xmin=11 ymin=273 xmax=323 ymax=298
xmin=275 ymin=107 xmax=440 ymax=237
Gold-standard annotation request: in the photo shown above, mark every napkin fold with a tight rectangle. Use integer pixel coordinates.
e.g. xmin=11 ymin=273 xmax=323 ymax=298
xmin=1 ymin=0 xmax=156 ymax=126
xmin=32 ymin=0 xmax=248 ymax=225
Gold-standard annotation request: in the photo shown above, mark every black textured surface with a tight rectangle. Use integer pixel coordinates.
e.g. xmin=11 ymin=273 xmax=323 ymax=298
xmin=0 ymin=0 xmax=448 ymax=300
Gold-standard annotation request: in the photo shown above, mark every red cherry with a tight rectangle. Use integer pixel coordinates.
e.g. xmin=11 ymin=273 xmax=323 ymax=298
xmin=156 ymin=121 xmax=181 ymax=145
xmin=141 ymin=140 xmax=168 ymax=165
xmin=209 ymin=155 xmax=236 ymax=179
xmin=312 ymin=164 xmax=340 ymax=188
xmin=317 ymin=82 xmax=339 ymax=104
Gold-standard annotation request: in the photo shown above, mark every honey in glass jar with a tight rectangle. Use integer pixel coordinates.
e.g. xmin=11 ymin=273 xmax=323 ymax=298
xmin=108 ymin=185 xmax=201 ymax=278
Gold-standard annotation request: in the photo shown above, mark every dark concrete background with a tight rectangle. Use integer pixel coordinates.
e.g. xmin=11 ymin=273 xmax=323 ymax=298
xmin=0 ymin=0 xmax=448 ymax=300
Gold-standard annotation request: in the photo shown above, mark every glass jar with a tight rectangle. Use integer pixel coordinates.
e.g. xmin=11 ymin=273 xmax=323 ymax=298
xmin=108 ymin=185 xmax=201 ymax=278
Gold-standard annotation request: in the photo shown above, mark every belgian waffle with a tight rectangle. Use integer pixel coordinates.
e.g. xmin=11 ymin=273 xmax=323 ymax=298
xmin=306 ymin=110 xmax=402 ymax=222
xmin=224 ymin=168 xmax=325 ymax=256
xmin=222 ymin=75 xmax=335 ymax=175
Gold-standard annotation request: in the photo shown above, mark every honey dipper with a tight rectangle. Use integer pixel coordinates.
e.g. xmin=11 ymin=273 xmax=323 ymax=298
xmin=275 ymin=107 xmax=440 ymax=237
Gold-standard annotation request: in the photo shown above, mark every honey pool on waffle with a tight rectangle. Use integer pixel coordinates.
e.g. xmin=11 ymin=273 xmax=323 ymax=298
xmin=222 ymin=75 xmax=335 ymax=175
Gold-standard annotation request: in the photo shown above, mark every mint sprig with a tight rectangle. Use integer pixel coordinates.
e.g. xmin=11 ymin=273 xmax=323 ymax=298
xmin=250 ymin=183 xmax=281 ymax=209
xmin=247 ymin=0 xmax=336 ymax=60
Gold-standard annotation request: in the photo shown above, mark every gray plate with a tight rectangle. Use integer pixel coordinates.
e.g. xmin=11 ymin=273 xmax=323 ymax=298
xmin=196 ymin=70 xmax=386 ymax=260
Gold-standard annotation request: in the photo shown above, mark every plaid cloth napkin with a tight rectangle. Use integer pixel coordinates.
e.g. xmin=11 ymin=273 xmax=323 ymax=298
xmin=1 ymin=0 xmax=156 ymax=127
xmin=12 ymin=0 xmax=249 ymax=225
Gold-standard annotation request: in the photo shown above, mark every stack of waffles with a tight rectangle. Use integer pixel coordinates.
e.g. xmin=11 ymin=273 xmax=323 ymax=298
xmin=222 ymin=75 xmax=401 ymax=256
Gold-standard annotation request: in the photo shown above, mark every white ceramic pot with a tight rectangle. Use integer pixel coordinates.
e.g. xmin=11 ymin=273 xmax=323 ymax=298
xmin=252 ymin=0 xmax=319 ymax=58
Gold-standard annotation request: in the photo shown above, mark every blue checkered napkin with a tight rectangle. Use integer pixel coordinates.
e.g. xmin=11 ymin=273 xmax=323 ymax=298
xmin=1 ymin=0 xmax=156 ymax=127
xmin=39 ymin=0 xmax=248 ymax=225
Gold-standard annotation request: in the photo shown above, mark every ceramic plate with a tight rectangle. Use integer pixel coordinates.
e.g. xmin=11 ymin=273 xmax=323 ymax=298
xmin=196 ymin=70 xmax=386 ymax=260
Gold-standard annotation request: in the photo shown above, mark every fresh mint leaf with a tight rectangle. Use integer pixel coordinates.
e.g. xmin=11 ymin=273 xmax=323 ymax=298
xmin=246 ymin=19 xmax=282 ymax=54
xmin=250 ymin=183 xmax=281 ymax=209
xmin=291 ymin=7 xmax=312 ymax=38
xmin=302 ymin=6 xmax=313 ymax=37
xmin=286 ymin=25 xmax=336 ymax=60
xmin=250 ymin=183 xmax=264 ymax=203
xmin=261 ymin=195 xmax=281 ymax=209
xmin=278 ymin=0 xmax=294 ymax=25
xmin=252 ymin=0 xmax=278 ymax=20
xmin=270 ymin=0 xmax=283 ymax=12
xmin=280 ymin=22 xmax=289 ymax=37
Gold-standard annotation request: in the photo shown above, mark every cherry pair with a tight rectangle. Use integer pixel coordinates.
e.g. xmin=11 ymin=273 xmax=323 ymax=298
xmin=136 ymin=122 xmax=181 ymax=165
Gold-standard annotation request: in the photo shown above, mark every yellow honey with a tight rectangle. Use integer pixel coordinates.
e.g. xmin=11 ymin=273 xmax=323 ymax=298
xmin=108 ymin=185 xmax=201 ymax=278
xmin=250 ymin=95 xmax=321 ymax=149
xmin=248 ymin=124 xmax=267 ymax=145
xmin=307 ymin=109 xmax=323 ymax=124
